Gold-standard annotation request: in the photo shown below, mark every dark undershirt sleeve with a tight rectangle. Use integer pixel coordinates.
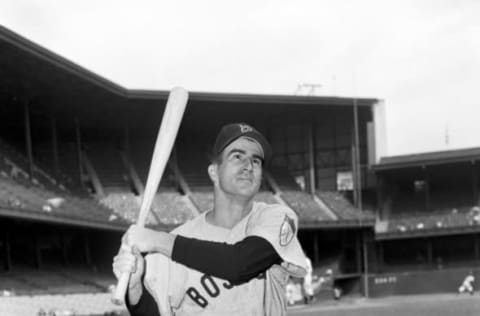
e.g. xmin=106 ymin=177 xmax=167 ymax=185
xmin=172 ymin=235 xmax=281 ymax=285
xmin=125 ymin=280 xmax=161 ymax=316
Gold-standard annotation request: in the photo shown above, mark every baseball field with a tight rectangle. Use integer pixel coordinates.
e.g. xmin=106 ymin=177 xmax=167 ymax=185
xmin=289 ymin=293 xmax=480 ymax=316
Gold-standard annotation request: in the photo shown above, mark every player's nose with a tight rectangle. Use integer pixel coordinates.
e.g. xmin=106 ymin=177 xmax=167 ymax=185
xmin=241 ymin=157 xmax=254 ymax=171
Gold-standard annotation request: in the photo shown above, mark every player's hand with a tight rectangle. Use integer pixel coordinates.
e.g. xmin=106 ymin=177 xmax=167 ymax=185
xmin=112 ymin=245 xmax=144 ymax=290
xmin=122 ymin=225 xmax=165 ymax=254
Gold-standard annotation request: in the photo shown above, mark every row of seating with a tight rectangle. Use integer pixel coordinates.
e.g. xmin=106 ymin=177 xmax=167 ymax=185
xmin=386 ymin=206 xmax=480 ymax=233
xmin=99 ymin=192 xmax=196 ymax=226
xmin=0 ymin=266 xmax=114 ymax=296
xmin=0 ymin=167 xmax=125 ymax=227
xmin=317 ymin=191 xmax=373 ymax=221
xmin=282 ymin=191 xmax=332 ymax=222
xmin=0 ymin=293 xmax=123 ymax=316
xmin=0 ymin=139 xmax=69 ymax=193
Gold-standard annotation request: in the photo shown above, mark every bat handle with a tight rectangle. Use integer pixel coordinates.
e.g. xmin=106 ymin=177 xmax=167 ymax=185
xmin=112 ymin=271 xmax=131 ymax=305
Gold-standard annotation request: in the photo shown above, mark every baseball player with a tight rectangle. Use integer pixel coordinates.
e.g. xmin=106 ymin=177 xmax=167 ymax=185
xmin=458 ymin=271 xmax=475 ymax=295
xmin=113 ymin=123 xmax=307 ymax=315
xmin=303 ymin=257 xmax=314 ymax=304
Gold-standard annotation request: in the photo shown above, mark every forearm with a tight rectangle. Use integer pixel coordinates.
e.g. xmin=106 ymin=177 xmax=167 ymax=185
xmin=127 ymin=279 xmax=143 ymax=306
xmin=172 ymin=235 xmax=281 ymax=284
xmin=126 ymin=281 xmax=160 ymax=316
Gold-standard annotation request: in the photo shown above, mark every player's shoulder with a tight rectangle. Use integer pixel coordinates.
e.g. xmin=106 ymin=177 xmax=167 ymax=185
xmin=252 ymin=201 xmax=298 ymax=220
xmin=170 ymin=212 xmax=207 ymax=235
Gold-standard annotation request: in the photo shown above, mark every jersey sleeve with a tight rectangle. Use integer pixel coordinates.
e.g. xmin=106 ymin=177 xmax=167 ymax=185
xmin=246 ymin=204 xmax=307 ymax=278
xmin=143 ymin=253 xmax=187 ymax=316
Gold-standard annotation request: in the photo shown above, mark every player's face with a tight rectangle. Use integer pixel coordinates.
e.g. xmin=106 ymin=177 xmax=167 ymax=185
xmin=214 ymin=137 xmax=263 ymax=198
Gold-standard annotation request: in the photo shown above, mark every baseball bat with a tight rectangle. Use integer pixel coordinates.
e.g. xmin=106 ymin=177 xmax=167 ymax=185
xmin=112 ymin=87 xmax=189 ymax=305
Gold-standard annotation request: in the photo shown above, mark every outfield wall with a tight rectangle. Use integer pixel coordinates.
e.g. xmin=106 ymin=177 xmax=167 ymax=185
xmin=367 ymin=267 xmax=478 ymax=297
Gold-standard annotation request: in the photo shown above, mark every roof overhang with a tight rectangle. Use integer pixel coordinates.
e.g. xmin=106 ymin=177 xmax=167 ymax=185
xmin=300 ymin=219 xmax=375 ymax=230
xmin=372 ymin=147 xmax=480 ymax=172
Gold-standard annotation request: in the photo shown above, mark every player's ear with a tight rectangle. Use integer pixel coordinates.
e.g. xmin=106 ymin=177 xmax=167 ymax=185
xmin=208 ymin=164 xmax=218 ymax=183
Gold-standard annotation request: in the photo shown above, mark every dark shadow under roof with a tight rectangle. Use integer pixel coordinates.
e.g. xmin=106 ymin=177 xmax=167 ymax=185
xmin=372 ymin=147 xmax=480 ymax=171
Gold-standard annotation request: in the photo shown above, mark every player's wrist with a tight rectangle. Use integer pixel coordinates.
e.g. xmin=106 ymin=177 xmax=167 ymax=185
xmin=151 ymin=231 xmax=175 ymax=258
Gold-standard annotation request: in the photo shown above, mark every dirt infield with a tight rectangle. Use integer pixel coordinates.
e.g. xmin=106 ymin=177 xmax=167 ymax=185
xmin=289 ymin=293 xmax=480 ymax=316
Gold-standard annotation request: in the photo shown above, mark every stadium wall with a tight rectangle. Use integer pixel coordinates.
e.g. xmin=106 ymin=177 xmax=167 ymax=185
xmin=367 ymin=267 xmax=478 ymax=297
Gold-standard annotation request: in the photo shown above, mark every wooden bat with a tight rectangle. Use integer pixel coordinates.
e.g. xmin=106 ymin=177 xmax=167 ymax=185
xmin=112 ymin=87 xmax=189 ymax=305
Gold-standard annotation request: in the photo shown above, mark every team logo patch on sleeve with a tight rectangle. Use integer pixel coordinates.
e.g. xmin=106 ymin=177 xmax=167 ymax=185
xmin=279 ymin=215 xmax=296 ymax=246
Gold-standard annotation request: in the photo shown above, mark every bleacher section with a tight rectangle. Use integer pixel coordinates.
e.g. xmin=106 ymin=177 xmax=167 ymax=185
xmin=90 ymin=142 xmax=198 ymax=226
xmin=128 ymin=141 xmax=182 ymax=192
xmin=269 ymin=167 xmax=338 ymax=223
xmin=317 ymin=191 xmax=374 ymax=222
xmin=84 ymin=143 xmax=129 ymax=192
xmin=381 ymin=206 xmax=480 ymax=235
xmin=0 ymin=266 xmax=123 ymax=316
xmin=153 ymin=192 xmax=196 ymax=225
xmin=0 ymin=153 xmax=127 ymax=229
xmin=99 ymin=192 xmax=195 ymax=226
xmin=56 ymin=142 xmax=85 ymax=190
xmin=0 ymin=293 xmax=125 ymax=316
xmin=177 ymin=146 xmax=213 ymax=213
xmin=0 ymin=140 xmax=68 ymax=192
xmin=283 ymin=191 xmax=333 ymax=222
xmin=379 ymin=182 xmax=479 ymax=235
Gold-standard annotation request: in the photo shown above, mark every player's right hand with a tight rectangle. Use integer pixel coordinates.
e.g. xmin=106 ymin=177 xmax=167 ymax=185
xmin=113 ymin=245 xmax=145 ymax=290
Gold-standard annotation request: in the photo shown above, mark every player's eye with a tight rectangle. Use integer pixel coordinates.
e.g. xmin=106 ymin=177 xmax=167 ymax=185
xmin=231 ymin=153 xmax=243 ymax=161
xmin=252 ymin=158 xmax=262 ymax=167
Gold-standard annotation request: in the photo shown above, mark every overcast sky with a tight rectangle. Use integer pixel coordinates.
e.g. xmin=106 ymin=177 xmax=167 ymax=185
xmin=1 ymin=0 xmax=479 ymax=156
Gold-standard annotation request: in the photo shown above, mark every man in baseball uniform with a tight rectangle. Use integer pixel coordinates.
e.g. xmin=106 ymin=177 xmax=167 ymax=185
xmin=113 ymin=123 xmax=308 ymax=315
xmin=458 ymin=271 xmax=475 ymax=295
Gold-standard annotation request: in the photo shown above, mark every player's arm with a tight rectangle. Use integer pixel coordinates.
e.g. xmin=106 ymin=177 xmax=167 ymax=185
xmin=172 ymin=235 xmax=282 ymax=284
xmin=113 ymin=247 xmax=160 ymax=316
xmin=125 ymin=281 xmax=160 ymax=316
xmin=172 ymin=205 xmax=308 ymax=282
xmin=124 ymin=225 xmax=281 ymax=285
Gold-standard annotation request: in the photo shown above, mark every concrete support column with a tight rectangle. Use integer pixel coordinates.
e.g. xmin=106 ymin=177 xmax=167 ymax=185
xmin=75 ymin=118 xmax=84 ymax=187
xmin=362 ymin=230 xmax=369 ymax=297
xmin=307 ymin=123 xmax=316 ymax=194
xmin=24 ymin=101 xmax=34 ymax=179
xmin=313 ymin=233 xmax=320 ymax=265
xmin=50 ymin=117 xmax=59 ymax=174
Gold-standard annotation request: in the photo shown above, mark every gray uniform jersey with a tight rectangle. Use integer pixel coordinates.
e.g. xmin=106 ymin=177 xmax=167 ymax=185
xmin=143 ymin=202 xmax=307 ymax=316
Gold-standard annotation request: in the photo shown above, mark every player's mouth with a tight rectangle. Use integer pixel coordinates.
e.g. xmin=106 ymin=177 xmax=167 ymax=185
xmin=237 ymin=176 xmax=254 ymax=184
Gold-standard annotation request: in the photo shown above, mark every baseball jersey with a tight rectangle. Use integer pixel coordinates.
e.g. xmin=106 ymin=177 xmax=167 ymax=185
xmin=463 ymin=275 xmax=475 ymax=286
xmin=143 ymin=202 xmax=307 ymax=316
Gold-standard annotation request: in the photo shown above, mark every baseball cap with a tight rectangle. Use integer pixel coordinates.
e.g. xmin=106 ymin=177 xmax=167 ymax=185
xmin=213 ymin=123 xmax=272 ymax=162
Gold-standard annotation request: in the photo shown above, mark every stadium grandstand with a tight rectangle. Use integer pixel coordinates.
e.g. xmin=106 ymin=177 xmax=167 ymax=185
xmin=368 ymin=147 xmax=480 ymax=296
xmin=3 ymin=22 xmax=475 ymax=315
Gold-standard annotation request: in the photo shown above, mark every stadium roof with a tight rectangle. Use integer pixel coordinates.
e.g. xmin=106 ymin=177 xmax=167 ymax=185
xmin=0 ymin=25 xmax=378 ymax=129
xmin=372 ymin=147 xmax=480 ymax=171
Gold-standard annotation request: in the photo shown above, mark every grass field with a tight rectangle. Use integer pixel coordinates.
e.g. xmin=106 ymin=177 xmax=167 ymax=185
xmin=289 ymin=293 xmax=480 ymax=316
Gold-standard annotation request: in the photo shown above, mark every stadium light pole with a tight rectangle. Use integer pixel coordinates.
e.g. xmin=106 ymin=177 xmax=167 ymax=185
xmin=353 ymin=86 xmax=362 ymax=211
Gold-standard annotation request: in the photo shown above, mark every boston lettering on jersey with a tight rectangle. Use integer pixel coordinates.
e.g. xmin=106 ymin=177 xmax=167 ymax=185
xmin=186 ymin=272 xmax=266 ymax=308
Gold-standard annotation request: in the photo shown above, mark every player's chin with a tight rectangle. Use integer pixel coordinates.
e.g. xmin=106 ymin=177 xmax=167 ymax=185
xmin=236 ymin=182 xmax=260 ymax=195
